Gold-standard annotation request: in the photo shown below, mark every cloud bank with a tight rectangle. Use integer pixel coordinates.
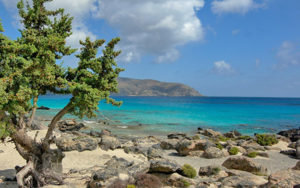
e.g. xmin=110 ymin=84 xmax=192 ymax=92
xmin=1 ymin=0 xmax=205 ymax=63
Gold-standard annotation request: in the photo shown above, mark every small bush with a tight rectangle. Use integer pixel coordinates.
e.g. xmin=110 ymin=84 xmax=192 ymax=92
xmin=135 ymin=174 xmax=162 ymax=188
xmin=211 ymin=167 xmax=221 ymax=175
xmin=215 ymin=142 xmax=223 ymax=150
xmin=182 ymin=164 xmax=197 ymax=178
xmin=237 ymin=135 xmax=252 ymax=140
xmin=247 ymin=151 xmax=258 ymax=158
xmin=256 ymin=134 xmax=278 ymax=146
xmin=217 ymin=136 xmax=229 ymax=142
xmin=126 ymin=185 xmax=136 ymax=188
xmin=180 ymin=179 xmax=191 ymax=188
xmin=229 ymin=147 xmax=239 ymax=155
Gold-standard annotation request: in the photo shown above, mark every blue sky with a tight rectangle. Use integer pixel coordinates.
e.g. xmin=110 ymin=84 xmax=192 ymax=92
xmin=1 ymin=0 xmax=300 ymax=97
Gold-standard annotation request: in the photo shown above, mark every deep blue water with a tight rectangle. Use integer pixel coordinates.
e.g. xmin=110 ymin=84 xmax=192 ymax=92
xmin=35 ymin=95 xmax=300 ymax=135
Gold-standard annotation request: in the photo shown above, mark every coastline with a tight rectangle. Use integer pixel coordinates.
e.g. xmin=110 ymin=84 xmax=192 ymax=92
xmin=1 ymin=119 xmax=300 ymax=187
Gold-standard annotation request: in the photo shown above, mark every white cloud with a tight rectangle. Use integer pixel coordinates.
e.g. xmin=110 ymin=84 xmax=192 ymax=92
xmin=211 ymin=0 xmax=265 ymax=15
xmin=94 ymin=0 xmax=205 ymax=63
xmin=1 ymin=0 xmax=205 ymax=63
xmin=213 ymin=61 xmax=235 ymax=74
xmin=1 ymin=0 xmax=98 ymax=48
xmin=276 ymin=41 xmax=300 ymax=68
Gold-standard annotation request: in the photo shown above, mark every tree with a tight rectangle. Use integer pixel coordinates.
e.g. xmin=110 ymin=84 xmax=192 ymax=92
xmin=0 ymin=0 xmax=123 ymax=187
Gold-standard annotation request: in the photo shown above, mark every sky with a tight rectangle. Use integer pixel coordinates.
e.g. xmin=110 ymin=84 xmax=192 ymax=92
xmin=0 ymin=0 xmax=300 ymax=97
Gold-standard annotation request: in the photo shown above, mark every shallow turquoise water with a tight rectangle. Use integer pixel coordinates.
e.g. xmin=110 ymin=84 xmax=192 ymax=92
xmin=36 ymin=95 xmax=300 ymax=135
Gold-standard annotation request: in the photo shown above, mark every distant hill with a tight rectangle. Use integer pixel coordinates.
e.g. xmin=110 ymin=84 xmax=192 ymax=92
xmin=114 ymin=77 xmax=202 ymax=97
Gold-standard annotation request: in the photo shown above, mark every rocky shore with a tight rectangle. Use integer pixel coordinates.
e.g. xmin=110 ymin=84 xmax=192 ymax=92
xmin=0 ymin=119 xmax=300 ymax=188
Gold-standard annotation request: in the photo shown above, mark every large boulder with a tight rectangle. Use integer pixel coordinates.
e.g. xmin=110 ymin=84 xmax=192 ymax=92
xmin=203 ymin=147 xmax=229 ymax=159
xmin=265 ymin=169 xmax=300 ymax=187
xmin=55 ymin=134 xmax=98 ymax=152
xmin=58 ymin=119 xmax=85 ymax=132
xmin=160 ymin=139 xmax=178 ymax=150
xmin=223 ymin=130 xmax=242 ymax=138
xmin=100 ymin=135 xmax=121 ymax=151
xmin=149 ymin=158 xmax=181 ymax=173
xmin=221 ymin=170 xmax=268 ymax=187
xmin=175 ymin=139 xmax=196 ymax=156
xmin=293 ymin=161 xmax=300 ymax=170
xmin=203 ymin=129 xmax=222 ymax=138
xmin=278 ymin=127 xmax=300 ymax=142
xmin=90 ymin=156 xmax=150 ymax=187
xmin=222 ymin=156 xmax=268 ymax=175
xmin=167 ymin=133 xmax=187 ymax=140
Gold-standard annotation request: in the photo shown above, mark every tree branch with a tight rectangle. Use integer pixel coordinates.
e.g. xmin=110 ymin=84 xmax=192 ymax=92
xmin=27 ymin=95 xmax=39 ymax=128
xmin=43 ymin=100 xmax=73 ymax=146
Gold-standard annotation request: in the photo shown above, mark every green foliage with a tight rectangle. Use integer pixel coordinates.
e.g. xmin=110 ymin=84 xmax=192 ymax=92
xmin=182 ymin=164 xmax=197 ymax=178
xmin=126 ymin=185 xmax=136 ymax=188
xmin=0 ymin=121 xmax=14 ymax=140
xmin=217 ymin=136 xmax=229 ymax=142
xmin=215 ymin=142 xmax=223 ymax=150
xmin=255 ymin=134 xmax=278 ymax=146
xmin=0 ymin=0 xmax=123 ymax=133
xmin=237 ymin=135 xmax=252 ymax=140
xmin=211 ymin=167 xmax=221 ymax=175
xmin=180 ymin=179 xmax=191 ymax=188
xmin=247 ymin=152 xmax=258 ymax=158
xmin=229 ymin=147 xmax=239 ymax=155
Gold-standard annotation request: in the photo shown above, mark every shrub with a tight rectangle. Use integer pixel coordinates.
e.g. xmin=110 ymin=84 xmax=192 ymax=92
xmin=215 ymin=142 xmax=223 ymax=150
xmin=255 ymin=134 xmax=278 ymax=146
xmin=180 ymin=179 xmax=191 ymax=188
xmin=237 ymin=135 xmax=252 ymax=140
xmin=135 ymin=174 xmax=162 ymax=188
xmin=247 ymin=152 xmax=258 ymax=158
xmin=126 ymin=185 xmax=136 ymax=188
xmin=211 ymin=167 xmax=221 ymax=175
xmin=217 ymin=136 xmax=229 ymax=142
xmin=182 ymin=164 xmax=197 ymax=178
xmin=229 ymin=147 xmax=239 ymax=155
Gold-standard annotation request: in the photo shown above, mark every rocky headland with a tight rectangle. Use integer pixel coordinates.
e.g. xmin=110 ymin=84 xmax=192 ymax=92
xmin=0 ymin=120 xmax=300 ymax=188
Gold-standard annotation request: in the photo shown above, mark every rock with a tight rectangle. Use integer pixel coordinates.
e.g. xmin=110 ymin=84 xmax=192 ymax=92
xmin=294 ymin=161 xmax=300 ymax=170
xmin=55 ymin=134 xmax=98 ymax=152
xmin=175 ymin=139 xmax=196 ymax=156
xmin=89 ymin=156 xmax=149 ymax=187
xmin=203 ymin=147 xmax=229 ymax=159
xmin=37 ymin=106 xmax=50 ymax=110
xmin=100 ymin=135 xmax=121 ymax=151
xmin=223 ymin=130 xmax=242 ymax=138
xmin=147 ymin=147 xmax=163 ymax=159
xmin=238 ymin=140 xmax=265 ymax=151
xmin=288 ymin=142 xmax=296 ymax=149
xmin=0 ymin=150 xmax=3 ymax=153
xmin=264 ymin=146 xmax=281 ymax=150
xmin=226 ymin=140 xmax=237 ymax=147
xmin=257 ymin=152 xmax=269 ymax=158
xmin=278 ymin=127 xmax=300 ymax=142
xmin=149 ymin=158 xmax=181 ymax=173
xmin=89 ymin=130 xmax=102 ymax=138
xmin=198 ymin=165 xmax=223 ymax=177
xmin=265 ymin=169 xmax=300 ymax=187
xmin=221 ymin=170 xmax=268 ymax=187
xmin=166 ymin=173 xmax=194 ymax=188
xmin=135 ymin=173 xmax=163 ymax=188
xmin=203 ymin=129 xmax=222 ymax=138
xmin=30 ymin=120 xmax=47 ymax=130
xmin=160 ymin=139 xmax=178 ymax=150
xmin=167 ymin=133 xmax=187 ymax=140
xmin=189 ymin=150 xmax=204 ymax=157
xmin=58 ymin=120 xmax=85 ymax=132
xmin=280 ymin=149 xmax=296 ymax=156
xmin=296 ymin=140 xmax=300 ymax=159
xmin=222 ymin=156 xmax=268 ymax=175
xmin=100 ymin=129 xmax=112 ymax=137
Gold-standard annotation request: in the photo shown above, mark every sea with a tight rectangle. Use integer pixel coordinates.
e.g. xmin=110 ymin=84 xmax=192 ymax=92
xmin=35 ymin=95 xmax=300 ymax=136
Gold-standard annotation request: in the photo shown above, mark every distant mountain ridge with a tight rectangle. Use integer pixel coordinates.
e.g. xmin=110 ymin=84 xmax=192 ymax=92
xmin=114 ymin=77 xmax=202 ymax=97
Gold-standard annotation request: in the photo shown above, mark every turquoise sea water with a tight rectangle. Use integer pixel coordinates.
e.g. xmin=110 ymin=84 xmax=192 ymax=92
xmin=36 ymin=95 xmax=300 ymax=135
